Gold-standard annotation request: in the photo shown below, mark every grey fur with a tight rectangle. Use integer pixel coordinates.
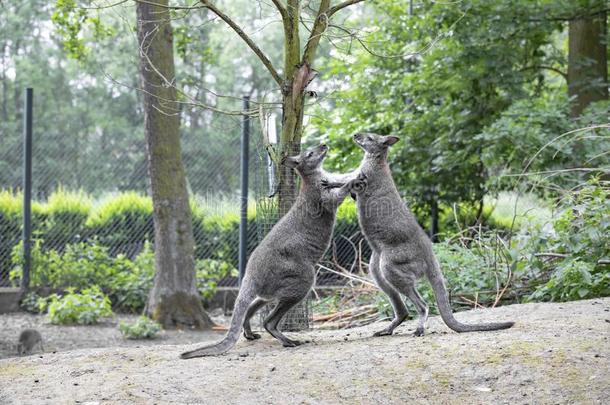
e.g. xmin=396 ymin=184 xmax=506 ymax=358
xmin=180 ymin=144 xmax=362 ymax=359
xmin=348 ymin=133 xmax=515 ymax=336
xmin=17 ymin=329 xmax=43 ymax=356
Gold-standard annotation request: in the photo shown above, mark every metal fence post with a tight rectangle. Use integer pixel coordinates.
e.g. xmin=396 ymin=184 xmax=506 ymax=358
xmin=22 ymin=88 xmax=33 ymax=292
xmin=238 ymin=96 xmax=250 ymax=285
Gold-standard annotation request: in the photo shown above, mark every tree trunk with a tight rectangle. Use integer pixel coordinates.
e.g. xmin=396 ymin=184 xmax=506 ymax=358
xmin=278 ymin=92 xmax=305 ymax=215
xmin=568 ymin=8 xmax=608 ymax=117
xmin=136 ymin=0 xmax=213 ymax=329
xmin=277 ymin=0 xmax=304 ymax=216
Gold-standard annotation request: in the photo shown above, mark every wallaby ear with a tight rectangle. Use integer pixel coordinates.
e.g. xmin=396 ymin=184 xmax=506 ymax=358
xmin=281 ymin=155 xmax=299 ymax=168
xmin=383 ymin=136 xmax=400 ymax=146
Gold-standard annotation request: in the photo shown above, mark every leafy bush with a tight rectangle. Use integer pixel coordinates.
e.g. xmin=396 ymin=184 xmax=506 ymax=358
xmin=10 ymin=238 xmax=239 ymax=312
xmin=86 ymin=191 xmax=154 ymax=248
xmin=196 ymin=259 xmax=238 ymax=299
xmin=529 ymin=260 xmax=610 ymax=302
xmin=119 ymin=316 xmax=161 ymax=339
xmin=0 ymin=190 xmax=44 ymax=280
xmin=20 ymin=291 xmax=45 ymax=314
xmin=10 ymin=240 xmax=133 ymax=291
xmin=481 ymin=96 xmax=610 ymax=193
xmin=107 ymin=242 xmax=155 ymax=313
xmin=40 ymin=188 xmax=92 ymax=250
xmin=518 ymin=179 xmax=610 ymax=301
xmin=41 ymin=286 xmax=113 ymax=325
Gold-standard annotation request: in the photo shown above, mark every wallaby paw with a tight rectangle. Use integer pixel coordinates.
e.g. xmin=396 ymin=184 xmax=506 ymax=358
xmin=413 ymin=328 xmax=425 ymax=337
xmin=244 ymin=332 xmax=261 ymax=341
xmin=282 ymin=339 xmax=302 ymax=348
xmin=348 ymin=178 xmax=367 ymax=195
xmin=321 ymin=179 xmax=343 ymax=190
xmin=373 ymin=329 xmax=393 ymax=337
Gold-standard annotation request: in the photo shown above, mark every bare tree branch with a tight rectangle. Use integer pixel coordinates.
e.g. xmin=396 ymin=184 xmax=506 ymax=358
xmin=270 ymin=0 xmax=288 ymax=21
xmin=520 ymin=65 xmax=568 ymax=81
xmin=302 ymin=0 xmax=330 ymax=64
xmin=327 ymin=0 xmax=365 ymax=18
xmin=133 ymin=0 xmax=205 ymax=10
xmin=200 ymin=0 xmax=283 ymax=86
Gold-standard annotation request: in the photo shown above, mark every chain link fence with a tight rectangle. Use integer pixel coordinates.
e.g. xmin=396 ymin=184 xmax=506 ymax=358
xmin=0 ymin=96 xmax=366 ymax=323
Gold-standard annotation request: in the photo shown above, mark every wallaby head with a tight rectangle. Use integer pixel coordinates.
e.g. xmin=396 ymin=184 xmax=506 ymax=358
xmin=353 ymin=133 xmax=399 ymax=158
xmin=281 ymin=144 xmax=327 ymax=175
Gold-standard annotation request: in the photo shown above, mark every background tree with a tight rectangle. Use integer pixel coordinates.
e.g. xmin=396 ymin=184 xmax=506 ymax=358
xmin=199 ymin=0 xmax=366 ymax=214
xmin=567 ymin=0 xmax=608 ymax=117
xmin=135 ymin=0 xmax=213 ymax=328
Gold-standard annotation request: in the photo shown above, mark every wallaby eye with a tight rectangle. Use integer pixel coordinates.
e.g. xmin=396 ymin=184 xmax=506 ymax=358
xmin=307 ymin=151 xmax=314 ymax=158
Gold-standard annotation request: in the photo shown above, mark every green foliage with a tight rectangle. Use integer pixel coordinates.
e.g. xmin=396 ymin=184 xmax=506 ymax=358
xmin=106 ymin=242 xmax=155 ymax=313
xmin=481 ymin=96 xmax=610 ymax=192
xmin=40 ymin=188 xmax=92 ymax=249
xmin=20 ymin=291 xmax=45 ymax=314
xmin=529 ymin=260 xmax=610 ymax=302
xmin=42 ymin=286 xmax=113 ymax=325
xmin=10 ymin=240 xmax=133 ymax=291
xmin=119 ymin=316 xmax=162 ymax=340
xmin=517 ymin=180 xmax=610 ymax=301
xmin=311 ymin=0 xmax=607 ymax=237
xmin=10 ymin=237 xmax=239 ymax=313
xmin=195 ymin=259 xmax=238 ymax=299
xmin=86 ymin=192 xmax=154 ymax=248
xmin=52 ymin=0 xmax=90 ymax=59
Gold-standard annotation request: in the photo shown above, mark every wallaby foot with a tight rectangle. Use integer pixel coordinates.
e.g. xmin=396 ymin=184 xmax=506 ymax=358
xmin=263 ymin=297 xmax=305 ymax=348
xmin=413 ymin=327 xmax=425 ymax=337
xmin=372 ymin=312 xmax=408 ymax=337
xmin=282 ymin=338 xmax=302 ymax=348
xmin=242 ymin=297 xmax=267 ymax=341
xmin=243 ymin=331 xmax=261 ymax=340
xmin=373 ymin=328 xmax=394 ymax=337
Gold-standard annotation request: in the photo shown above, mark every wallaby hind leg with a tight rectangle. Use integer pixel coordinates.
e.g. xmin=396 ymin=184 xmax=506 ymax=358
xmin=243 ymin=297 xmax=267 ymax=340
xmin=263 ymin=296 xmax=305 ymax=347
xmin=392 ymin=275 xmax=429 ymax=336
xmin=369 ymin=251 xmax=408 ymax=337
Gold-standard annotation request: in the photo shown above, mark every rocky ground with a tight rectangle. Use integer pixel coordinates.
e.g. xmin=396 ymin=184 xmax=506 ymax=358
xmin=1 ymin=298 xmax=609 ymax=404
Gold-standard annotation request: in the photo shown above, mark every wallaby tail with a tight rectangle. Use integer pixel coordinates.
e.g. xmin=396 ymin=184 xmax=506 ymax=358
xmin=180 ymin=285 xmax=256 ymax=359
xmin=428 ymin=262 xmax=514 ymax=333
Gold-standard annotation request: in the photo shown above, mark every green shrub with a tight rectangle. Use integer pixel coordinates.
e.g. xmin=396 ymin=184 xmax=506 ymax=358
xmin=529 ymin=260 xmax=610 ymax=302
xmin=10 ymin=240 xmax=132 ymax=291
xmin=0 ymin=190 xmax=44 ymax=278
xmin=107 ymin=242 xmax=155 ymax=313
xmin=42 ymin=286 xmax=113 ymax=325
xmin=519 ymin=179 xmax=610 ymax=301
xmin=40 ymin=188 xmax=92 ymax=250
xmin=86 ymin=192 xmax=153 ymax=249
xmin=20 ymin=291 xmax=45 ymax=314
xmin=119 ymin=316 xmax=161 ymax=339
xmin=196 ymin=259 xmax=238 ymax=299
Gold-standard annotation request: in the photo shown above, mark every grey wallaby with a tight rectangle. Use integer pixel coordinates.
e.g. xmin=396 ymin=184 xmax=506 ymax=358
xmin=17 ymin=329 xmax=44 ymax=356
xmin=334 ymin=133 xmax=515 ymax=336
xmin=180 ymin=144 xmax=363 ymax=359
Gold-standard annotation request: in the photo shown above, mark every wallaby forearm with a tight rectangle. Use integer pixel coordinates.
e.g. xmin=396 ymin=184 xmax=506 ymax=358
xmin=323 ymin=169 xmax=360 ymax=185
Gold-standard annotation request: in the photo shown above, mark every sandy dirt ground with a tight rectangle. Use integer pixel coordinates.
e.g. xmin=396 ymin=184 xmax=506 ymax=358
xmin=0 ymin=298 xmax=609 ymax=404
